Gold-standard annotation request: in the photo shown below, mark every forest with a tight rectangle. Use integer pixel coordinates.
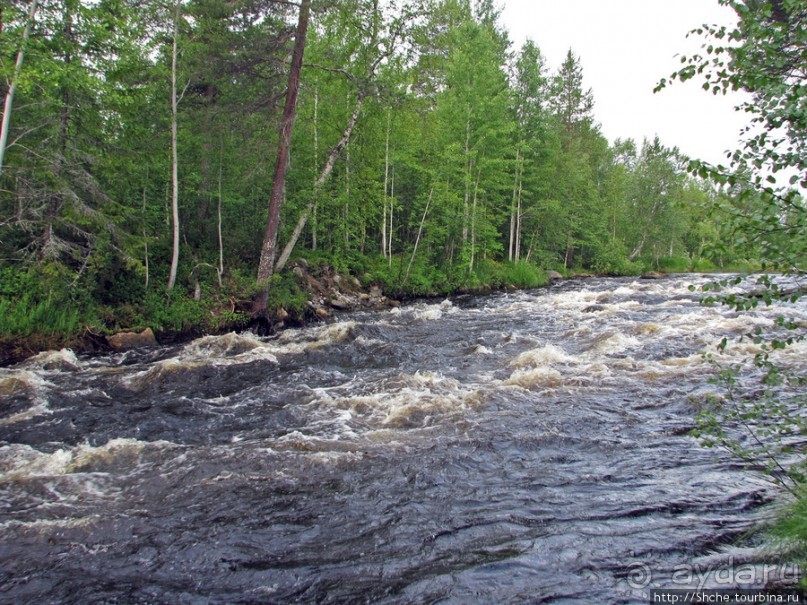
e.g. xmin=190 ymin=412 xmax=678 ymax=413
xmin=0 ymin=0 xmax=798 ymax=352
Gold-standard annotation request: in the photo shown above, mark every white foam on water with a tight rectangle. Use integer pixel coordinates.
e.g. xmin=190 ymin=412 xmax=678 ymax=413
xmin=271 ymin=321 xmax=358 ymax=355
xmin=183 ymin=332 xmax=263 ymax=358
xmin=143 ymin=323 xmax=360 ymax=379
xmin=0 ymin=369 xmax=53 ymax=393
xmin=21 ymin=348 xmax=81 ymax=372
xmin=0 ymin=438 xmax=173 ymax=481
xmin=511 ymin=344 xmax=575 ymax=368
xmin=415 ymin=307 xmax=443 ymax=321
xmin=0 ymin=369 xmax=56 ymax=425
xmin=122 ymin=358 xmax=205 ymax=391
xmin=588 ymin=332 xmax=641 ymax=355
xmin=306 ymin=371 xmax=485 ymax=434
xmin=0 ymin=515 xmax=100 ymax=532
xmin=503 ymin=366 xmax=564 ymax=389
xmin=612 ymin=285 xmax=641 ymax=297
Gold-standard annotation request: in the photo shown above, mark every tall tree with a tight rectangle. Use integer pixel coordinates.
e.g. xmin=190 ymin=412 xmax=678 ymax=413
xmin=254 ymin=0 xmax=311 ymax=316
xmin=625 ymin=137 xmax=686 ymax=261
xmin=167 ymin=0 xmax=184 ymax=291
xmin=509 ymin=39 xmax=548 ymax=262
xmin=549 ymin=49 xmax=594 ymax=141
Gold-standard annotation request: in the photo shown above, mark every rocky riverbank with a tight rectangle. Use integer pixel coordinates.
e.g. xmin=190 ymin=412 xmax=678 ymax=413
xmin=2 ymin=261 xmax=662 ymax=366
xmin=0 ymin=261 xmax=414 ymax=366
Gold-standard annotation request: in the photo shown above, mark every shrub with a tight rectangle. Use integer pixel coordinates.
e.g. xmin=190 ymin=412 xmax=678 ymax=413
xmin=503 ymin=261 xmax=547 ymax=289
xmin=656 ymin=256 xmax=690 ymax=273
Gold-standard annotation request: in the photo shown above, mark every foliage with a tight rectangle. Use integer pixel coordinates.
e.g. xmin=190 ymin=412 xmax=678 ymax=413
xmin=265 ymin=273 xmax=308 ymax=317
xmin=503 ymin=261 xmax=547 ymax=289
xmin=658 ymin=2 xmax=806 ymax=562
xmin=0 ymin=264 xmax=83 ymax=337
xmin=0 ymin=0 xmax=761 ymax=346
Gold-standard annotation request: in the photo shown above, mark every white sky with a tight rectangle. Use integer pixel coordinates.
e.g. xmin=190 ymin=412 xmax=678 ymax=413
xmin=500 ymin=0 xmax=749 ymax=165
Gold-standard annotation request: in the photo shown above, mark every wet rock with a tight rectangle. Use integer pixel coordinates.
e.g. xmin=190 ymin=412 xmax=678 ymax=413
xmin=107 ymin=328 xmax=158 ymax=351
xmin=315 ymin=307 xmax=331 ymax=320
xmin=641 ymin=271 xmax=664 ymax=280
xmin=546 ymin=271 xmax=564 ymax=282
xmin=388 ymin=299 xmax=401 ymax=308
xmin=329 ymin=297 xmax=352 ymax=311
xmin=26 ymin=349 xmax=82 ymax=372
xmin=583 ymin=305 xmax=605 ymax=313
xmin=0 ymin=377 xmax=31 ymax=397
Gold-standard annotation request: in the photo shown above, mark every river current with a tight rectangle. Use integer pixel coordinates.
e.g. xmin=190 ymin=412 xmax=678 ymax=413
xmin=1 ymin=275 xmax=806 ymax=604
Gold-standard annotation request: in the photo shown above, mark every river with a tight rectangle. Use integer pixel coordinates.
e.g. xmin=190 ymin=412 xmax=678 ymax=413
xmin=1 ymin=275 xmax=805 ymax=604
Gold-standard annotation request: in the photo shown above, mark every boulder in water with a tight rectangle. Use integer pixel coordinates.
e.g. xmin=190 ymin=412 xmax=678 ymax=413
xmin=583 ymin=305 xmax=605 ymax=313
xmin=108 ymin=328 xmax=158 ymax=351
xmin=25 ymin=349 xmax=81 ymax=371
xmin=546 ymin=271 xmax=563 ymax=282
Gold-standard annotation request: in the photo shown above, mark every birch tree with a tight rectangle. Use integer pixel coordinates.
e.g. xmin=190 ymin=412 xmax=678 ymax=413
xmin=0 ymin=0 xmax=39 ymax=179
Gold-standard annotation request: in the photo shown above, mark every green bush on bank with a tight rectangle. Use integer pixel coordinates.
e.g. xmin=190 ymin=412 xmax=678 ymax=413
xmin=0 ymin=265 xmax=84 ymax=338
xmin=503 ymin=261 xmax=547 ymax=289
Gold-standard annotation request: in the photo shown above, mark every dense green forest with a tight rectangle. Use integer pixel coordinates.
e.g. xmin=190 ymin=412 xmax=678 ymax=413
xmin=0 ymin=0 xmax=789 ymax=346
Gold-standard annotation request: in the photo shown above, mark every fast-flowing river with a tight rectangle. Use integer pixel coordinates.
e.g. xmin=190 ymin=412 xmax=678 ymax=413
xmin=1 ymin=275 xmax=805 ymax=604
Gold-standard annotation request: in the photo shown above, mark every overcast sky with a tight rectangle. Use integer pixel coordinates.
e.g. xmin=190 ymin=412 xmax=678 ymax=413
xmin=499 ymin=0 xmax=749 ymax=165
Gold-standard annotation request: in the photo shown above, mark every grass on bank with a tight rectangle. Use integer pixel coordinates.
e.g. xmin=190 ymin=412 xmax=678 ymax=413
xmin=769 ymin=486 xmax=807 ymax=589
xmin=0 ymin=252 xmax=762 ymax=344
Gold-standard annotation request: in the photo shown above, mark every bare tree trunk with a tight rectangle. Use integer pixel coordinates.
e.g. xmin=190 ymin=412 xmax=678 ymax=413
xmin=273 ymin=92 xmax=364 ymax=274
xmin=217 ymin=147 xmax=224 ymax=289
xmin=0 ymin=0 xmax=39 ymax=179
xmin=143 ymin=171 xmax=149 ymax=291
xmin=381 ymin=110 xmax=390 ymax=257
xmin=388 ymin=161 xmax=394 ymax=265
xmin=344 ymin=96 xmax=350 ymax=246
xmin=254 ymin=0 xmax=311 ymax=315
xmin=526 ymin=227 xmax=540 ymax=263
xmin=628 ymin=234 xmax=646 ymax=261
xmin=508 ymin=148 xmax=520 ymax=262
xmin=312 ymin=85 xmax=318 ymax=251
xmin=403 ymin=187 xmax=434 ymax=288
xmin=167 ymin=0 xmax=181 ymax=291
xmin=515 ymin=170 xmax=523 ymax=262
xmin=564 ymin=234 xmax=573 ymax=269
xmin=468 ymin=170 xmax=480 ymax=274
xmin=462 ymin=109 xmax=471 ymax=245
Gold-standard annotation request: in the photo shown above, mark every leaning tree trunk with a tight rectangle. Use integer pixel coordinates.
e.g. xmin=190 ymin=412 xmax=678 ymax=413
xmin=253 ymin=0 xmax=311 ymax=316
xmin=0 ymin=0 xmax=39 ymax=179
xmin=273 ymin=92 xmax=365 ymax=274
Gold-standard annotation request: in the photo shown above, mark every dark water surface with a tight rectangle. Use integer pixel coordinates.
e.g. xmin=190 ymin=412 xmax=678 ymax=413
xmin=2 ymin=275 xmax=805 ymax=604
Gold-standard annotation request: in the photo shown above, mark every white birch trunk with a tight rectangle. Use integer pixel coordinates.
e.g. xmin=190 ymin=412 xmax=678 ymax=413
xmin=167 ymin=0 xmax=181 ymax=291
xmin=273 ymin=93 xmax=364 ymax=274
xmin=0 ymin=0 xmax=40 ymax=178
